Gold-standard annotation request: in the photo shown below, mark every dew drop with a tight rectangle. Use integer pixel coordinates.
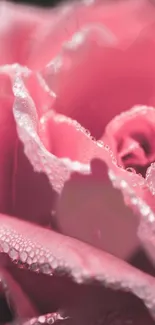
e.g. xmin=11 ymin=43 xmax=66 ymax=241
xmin=148 ymin=213 xmax=155 ymax=223
xmin=30 ymin=263 xmax=40 ymax=272
xmin=47 ymin=318 xmax=55 ymax=325
xmin=105 ymin=144 xmax=109 ymax=151
xmin=38 ymin=316 xmax=46 ymax=323
xmin=51 ymin=259 xmax=58 ymax=269
xmin=9 ymin=248 xmax=18 ymax=260
xmin=112 ymin=157 xmax=117 ymax=164
xmin=97 ymin=140 xmax=103 ymax=147
xmin=27 ymin=257 xmax=33 ymax=265
xmin=1 ymin=242 xmax=9 ymax=253
xmin=126 ymin=167 xmax=136 ymax=173
xmin=139 ymin=205 xmax=150 ymax=218
xmin=20 ymin=251 xmax=28 ymax=263
xmin=15 ymin=243 xmax=20 ymax=250
xmin=120 ymin=180 xmax=128 ymax=189
xmin=85 ymin=129 xmax=90 ymax=136
xmin=91 ymin=136 xmax=96 ymax=142
xmin=39 ymin=256 xmax=45 ymax=264
xmin=39 ymin=263 xmax=52 ymax=275
xmin=32 ymin=257 xmax=38 ymax=263
xmin=29 ymin=250 xmax=35 ymax=258
xmin=130 ymin=197 xmax=138 ymax=206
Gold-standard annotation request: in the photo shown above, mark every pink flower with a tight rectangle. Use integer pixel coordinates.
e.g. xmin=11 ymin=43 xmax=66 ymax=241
xmin=0 ymin=1 xmax=155 ymax=324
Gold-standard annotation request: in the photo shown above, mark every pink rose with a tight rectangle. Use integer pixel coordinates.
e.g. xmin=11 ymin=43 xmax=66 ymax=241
xmin=1 ymin=1 xmax=155 ymax=324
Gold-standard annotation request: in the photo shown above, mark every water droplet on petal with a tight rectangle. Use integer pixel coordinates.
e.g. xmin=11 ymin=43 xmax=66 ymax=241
xmin=1 ymin=242 xmax=9 ymax=253
xmin=9 ymin=248 xmax=18 ymax=260
xmin=85 ymin=129 xmax=90 ymax=136
xmin=38 ymin=316 xmax=46 ymax=323
xmin=39 ymin=263 xmax=52 ymax=275
xmin=126 ymin=167 xmax=136 ymax=173
xmin=148 ymin=213 xmax=155 ymax=223
xmin=105 ymin=144 xmax=109 ymax=151
xmin=97 ymin=140 xmax=103 ymax=147
xmin=20 ymin=251 xmax=28 ymax=263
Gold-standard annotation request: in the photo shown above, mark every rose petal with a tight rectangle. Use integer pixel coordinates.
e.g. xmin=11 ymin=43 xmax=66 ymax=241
xmin=0 ymin=2 xmax=58 ymax=67
xmin=39 ymin=2 xmax=155 ymax=140
xmin=28 ymin=0 xmax=155 ymax=69
xmin=0 ymin=214 xmax=154 ymax=320
xmin=8 ymin=266 xmax=155 ymax=325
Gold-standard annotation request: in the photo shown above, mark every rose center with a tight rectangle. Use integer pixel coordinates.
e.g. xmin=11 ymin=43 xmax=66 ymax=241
xmin=118 ymin=133 xmax=155 ymax=177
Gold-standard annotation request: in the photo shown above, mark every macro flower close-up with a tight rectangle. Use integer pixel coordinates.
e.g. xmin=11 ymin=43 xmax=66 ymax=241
xmin=1 ymin=0 xmax=155 ymax=324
